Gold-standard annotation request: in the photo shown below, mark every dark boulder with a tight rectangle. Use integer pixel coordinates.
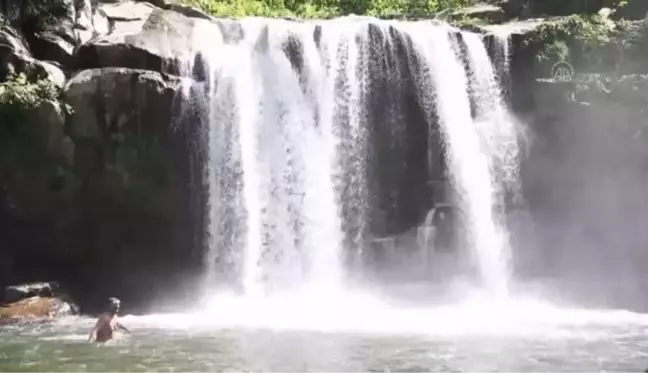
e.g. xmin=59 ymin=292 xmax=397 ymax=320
xmin=450 ymin=3 xmax=508 ymax=24
xmin=613 ymin=0 xmax=648 ymax=20
xmin=3 ymin=281 xmax=59 ymax=303
xmin=0 ymin=25 xmax=65 ymax=86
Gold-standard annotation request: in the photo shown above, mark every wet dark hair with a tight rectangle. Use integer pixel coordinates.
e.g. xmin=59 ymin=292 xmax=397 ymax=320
xmin=107 ymin=297 xmax=121 ymax=312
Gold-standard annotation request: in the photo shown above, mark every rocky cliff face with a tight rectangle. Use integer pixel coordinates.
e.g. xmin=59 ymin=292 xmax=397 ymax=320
xmin=508 ymin=25 xmax=648 ymax=308
xmin=457 ymin=0 xmax=648 ymax=309
xmin=0 ymin=0 xmax=212 ymax=313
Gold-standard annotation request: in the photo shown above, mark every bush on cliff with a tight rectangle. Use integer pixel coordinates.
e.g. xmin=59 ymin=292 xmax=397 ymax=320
xmin=616 ymin=16 xmax=648 ymax=66
xmin=0 ymin=73 xmax=74 ymax=211
xmin=0 ymin=72 xmax=70 ymax=127
xmin=523 ymin=14 xmax=618 ymax=69
xmin=174 ymin=0 xmax=472 ymax=18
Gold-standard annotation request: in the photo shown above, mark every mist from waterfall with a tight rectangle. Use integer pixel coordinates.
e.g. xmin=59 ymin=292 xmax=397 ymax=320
xmin=187 ymin=18 xmax=521 ymax=299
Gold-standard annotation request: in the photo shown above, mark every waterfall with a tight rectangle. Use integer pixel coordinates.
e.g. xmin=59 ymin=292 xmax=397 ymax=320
xmin=189 ymin=18 xmax=520 ymax=298
xmin=461 ymin=32 xmax=519 ymax=295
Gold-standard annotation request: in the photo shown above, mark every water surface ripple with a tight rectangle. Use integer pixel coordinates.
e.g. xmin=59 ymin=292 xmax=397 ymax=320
xmin=2 ymin=297 xmax=648 ymax=372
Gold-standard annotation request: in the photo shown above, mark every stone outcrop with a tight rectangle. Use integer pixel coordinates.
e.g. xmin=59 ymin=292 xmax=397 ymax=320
xmin=63 ymin=67 xmax=186 ymax=220
xmin=450 ymin=3 xmax=507 ymax=23
xmin=75 ymin=5 xmax=214 ymax=75
xmin=0 ymin=0 xmax=100 ymax=67
xmin=1 ymin=281 xmax=78 ymax=320
xmin=25 ymin=5 xmax=78 ymax=67
xmin=65 ymin=68 xmax=182 ymax=142
xmin=0 ymin=26 xmax=65 ymax=86
xmin=3 ymin=281 xmax=60 ymax=303
xmin=0 ymin=296 xmax=78 ymax=319
xmin=487 ymin=12 xmax=648 ymax=112
xmin=613 ymin=0 xmax=648 ymax=20
xmin=2 ymin=0 xmax=215 ymax=78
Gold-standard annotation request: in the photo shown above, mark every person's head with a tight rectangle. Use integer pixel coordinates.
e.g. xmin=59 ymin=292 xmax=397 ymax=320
xmin=107 ymin=297 xmax=121 ymax=315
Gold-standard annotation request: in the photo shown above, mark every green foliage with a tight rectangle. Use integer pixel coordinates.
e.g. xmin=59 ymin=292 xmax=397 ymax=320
xmin=524 ymin=14 xmax=617 ymax=63
xmin=0 ymin=73 xmax=73 ymax=197
xmin=0 ymin=73 xmax=71 ymax=126
xmin=173 ymin=0 xmax=471 ymax=18
xmin=1 ymin=73 xmax=58 ymax=109
xmin=0 ymin=72 xmax=58 ymax=145
xmin=364 ymin=0 xmax=460 ymax=18
xmin=0 ymin=73 xmax=50 ymax=165
xmin=617 ymin=17 xmax=648 ymax=51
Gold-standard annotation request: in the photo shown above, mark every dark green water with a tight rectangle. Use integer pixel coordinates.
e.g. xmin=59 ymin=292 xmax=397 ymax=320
xmin=2 ymin=304 xmax=648 ymax=372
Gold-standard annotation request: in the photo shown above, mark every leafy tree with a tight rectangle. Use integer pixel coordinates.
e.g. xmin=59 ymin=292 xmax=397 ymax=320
xmin=174 ymin=0 xmax=472 ymax=18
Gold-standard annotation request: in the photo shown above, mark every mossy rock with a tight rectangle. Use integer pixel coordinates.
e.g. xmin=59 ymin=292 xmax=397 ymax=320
xmin=527 ymin=0 xmax=605 ymax=16
xmin=523 ymin=14 xmax=616 ymax=61
xmin=450 ymin=3 xmax=508 ymax=24
xmin=64 ymin=67 xmax=184 ymax=218
xmin=614 ymin=0 xmax=648 ymax=20
xmin=0 ymin=74 xmax=76 ymax=218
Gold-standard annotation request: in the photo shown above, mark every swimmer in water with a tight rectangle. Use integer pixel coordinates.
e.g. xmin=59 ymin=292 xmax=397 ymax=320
xmin=88 ymin=297 xmax=131 ymax=342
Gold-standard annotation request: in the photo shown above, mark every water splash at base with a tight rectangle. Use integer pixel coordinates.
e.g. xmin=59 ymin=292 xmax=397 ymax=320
xmin=127 ymin=288 xmax=648 ymax=339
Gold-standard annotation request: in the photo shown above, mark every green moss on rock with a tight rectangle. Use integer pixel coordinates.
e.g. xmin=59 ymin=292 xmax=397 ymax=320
xmin=523 ymin=14 xmax=617 ymax=63
xmin=0 ymin=73 xmax=75 ymax=217
xmin=170 ymin=0 xmax=472 ymax=19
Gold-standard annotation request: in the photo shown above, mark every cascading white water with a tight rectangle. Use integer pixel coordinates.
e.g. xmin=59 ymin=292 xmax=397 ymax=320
xmin=494 ymin=33 xmax=511 ymax=75
xmin=402 ymin=26 xmax=502 ymax=295
xmin=193 ymin=18 xmax=520 ymax=298
xmin=195 ymin=20 xmax=378 ymax=296
xmin=400 ymin=25 xmax=519 ymax=296
xmin=462 ymin=32 xmax=520 ymax=295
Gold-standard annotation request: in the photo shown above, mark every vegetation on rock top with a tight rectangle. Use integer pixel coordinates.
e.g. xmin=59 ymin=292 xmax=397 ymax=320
xmin=0 ymin=72 xmax=71 ymax=160
xmin=523 ymin=14 xmax=617 ymax=63
xmin=172 ymin=0 xmax=472 ymax=18
xmin=0 ymin=73 xmax=75 ymax=216
xmin=0 ymin=73 xmax=69 ymax=119
xmin=521 ymin=9 xmax=648 ymax=75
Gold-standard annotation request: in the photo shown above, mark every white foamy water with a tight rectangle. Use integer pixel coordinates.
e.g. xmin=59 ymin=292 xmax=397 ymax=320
xmin=190 ymin=17 xmax=523 ymax=300
xmin=460 ymin=32 xmax=521 ymax=296
xmin=4 ymin=301 xmax=648 ymax=372
xmin=395 ymin=24 xmax=519 ymax=296
xmin=122 ymin=293 xmax=648 ymax=341
xmin=195 ymin=19 xmax=376 ymax=296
